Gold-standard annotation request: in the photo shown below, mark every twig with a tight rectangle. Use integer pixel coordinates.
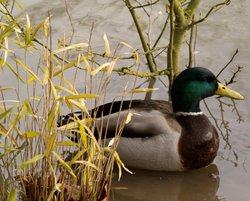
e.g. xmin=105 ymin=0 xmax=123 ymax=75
xmin=153 ymin=15 xmax=170 ymax=49
xmin=132 ymin=0 xmax=160 ymax=9
xmin=216 ymin=49 xmax=239 ymax=78
xmin=225 ymin=65 xmax=243 ymax=86
xmin=187 ymin=16 xmax=195 ymax=68
xmin=188 ymin=0 xmax=231 ymax=28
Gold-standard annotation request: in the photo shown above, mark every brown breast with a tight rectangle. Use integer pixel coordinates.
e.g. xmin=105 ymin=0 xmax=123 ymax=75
xmin=177 ymin=114 xmax=219 ymax=170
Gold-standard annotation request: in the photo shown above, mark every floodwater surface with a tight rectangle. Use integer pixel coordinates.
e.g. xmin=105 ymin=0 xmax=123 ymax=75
xmin=4 ymin=0 xmax=250 ymax=201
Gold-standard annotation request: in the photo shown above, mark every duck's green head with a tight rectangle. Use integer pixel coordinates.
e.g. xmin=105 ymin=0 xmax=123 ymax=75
xmin=171 ymin=67 xmax=244 ymax=113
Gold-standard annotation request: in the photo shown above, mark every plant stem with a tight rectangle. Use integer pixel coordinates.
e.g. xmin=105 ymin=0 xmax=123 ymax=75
xmin=124 ymin=0 xmax=157 ymax=72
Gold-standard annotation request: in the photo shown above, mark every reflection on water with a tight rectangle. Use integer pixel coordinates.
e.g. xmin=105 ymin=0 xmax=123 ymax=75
xmin=111 ymin=164 xmax=219 ymax=201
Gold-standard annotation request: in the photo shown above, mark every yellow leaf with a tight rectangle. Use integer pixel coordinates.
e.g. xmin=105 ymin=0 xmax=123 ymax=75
xmin=91 ymin=63 xmax=111 ymax=76
xmin=133 ymin=51 xmax=139 ymax=65
xmin=57 ymin=118 xmax=94 ymax=131
xmin=114 ymin=151 xmax=133 ymax=181
xmin=7 ymin=188 xmax=16 ymax=201
xmin=79 ymin=125 xmax=88 ymax=148
xmin=55 ymin=85 xmax=75 ymax=95
xmin=18 ymin=154 xmax=44 ymax=169
xmin=53 ymin=151 xmax=76 ymax=180
xmin=46 ymin=132 xmax=58 ymax=158
xmin=47 ymin=183 xmax=62 ymax=201
xmin=118 ymin=88 xmax=159 ymax=96
xmin=25 ymin=14 xmax=31 ymax=44
xmin=42 ymin=66 xmax=50 ymax=84
xmin=49 ymin=80 xmax=58 ymax=100
xmin=16 ymin=59 xmax=41 ymax=83
xmin=125 ymin=112 xmax=133 ymax=124
xmin=67 ymin=150 xmax=87 ymax=165
xmin=58 ymin=94 xmax=98 ymax=101
xmin=47 ymin=101 xmax=59 ymax=129
xmin=83 ymin=56 xmax=91 ymax=73
xmin=55 ymin=140 xmax=80 ymax=147
xmin=120 ymin=41 xmax=134 ymax=50
xmin=52 ymin=43 xmax=88 ymax=54
xmin=22 ymin=131 xmax=39 ymax=138
xmin=106 ymin=59 xmax=117 ymax=76
xmin=103 ymin=33 xmax=111 ymax=57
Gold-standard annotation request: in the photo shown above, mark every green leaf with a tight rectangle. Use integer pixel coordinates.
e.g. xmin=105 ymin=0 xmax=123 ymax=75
xmin=18 ymin=154 xmax=44 ymax=169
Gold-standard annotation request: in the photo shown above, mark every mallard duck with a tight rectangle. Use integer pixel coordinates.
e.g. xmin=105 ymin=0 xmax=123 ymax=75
xmin=59 ymin=67 xmax=244 ymax=171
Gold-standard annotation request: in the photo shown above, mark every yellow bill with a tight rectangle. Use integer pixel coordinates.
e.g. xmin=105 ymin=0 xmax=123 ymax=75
xmin=216 ymin=82 xmax=244 ymax=100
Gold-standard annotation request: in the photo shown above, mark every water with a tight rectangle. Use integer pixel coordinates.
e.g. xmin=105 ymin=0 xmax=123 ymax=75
xmin=4 ymin=0 xmax=250 ymax=200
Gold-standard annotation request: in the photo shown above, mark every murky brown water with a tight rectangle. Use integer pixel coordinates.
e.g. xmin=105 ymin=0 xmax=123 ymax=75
xmin=4 ymin=0 xmax=250 ymax=200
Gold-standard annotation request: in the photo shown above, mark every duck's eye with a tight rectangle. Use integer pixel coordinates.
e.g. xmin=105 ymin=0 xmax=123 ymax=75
xmin=201 ymin=76 xmax=212 ymax=82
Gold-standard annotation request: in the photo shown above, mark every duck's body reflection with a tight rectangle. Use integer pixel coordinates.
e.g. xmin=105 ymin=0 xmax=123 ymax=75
xmin=110 ymin=164 xmax=219 ymax=201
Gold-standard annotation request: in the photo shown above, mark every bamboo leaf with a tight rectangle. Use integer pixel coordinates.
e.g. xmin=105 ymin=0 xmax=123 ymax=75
xmin=46 ymin=132 xmax=58 ymax=158
xmin=47 ymin=183 xmax=62 ymax=201
xmin=117 ymin=88 xmax=159 ymax=96
xmin=57 ymin=118 xmax=94 ymax=131
xmin=0 ymin=87 xmax=13 ymax=91
xmin=79 ymin=125 xmax=88 ymax=148
xmin=42 ymin=66 xmax=50 ymax=85
xmin=18 ymin=154 xmax=44 ymax=169
xmin=83 ymin=56 xmax=91 ymax=73
xmin=22 ymin=131 xmax=40 ymax=138
xmin=31 ymin=17 xmax=49 ymax=43
xmin=25 ymin=14 xmax=31 ymax=45
xmin=114 ymin=151 xmax=133 ymax=181
xmin=106 ymin=58 xmax=117 ymax=76
xmin=1 ymin=37 xmax=9 ymax=68
xmin=55 ymin=85 xmax=75 ymax=95
xmin=49 ymin=80 xmax=58 ymax=100
xmin=103 ymin=33 xmax=111 ymax=56
xmin=67 ymin=150 xmax=87 ymax=165
xmin=125 ymin=112 xmax=133 ymax=124
xmin=55 ymin=140 xmax=80 ymax=147
xmin=0 ymin=105 xmax=17 ymax=120
xmin=91 ymin=63 xmax=111 ymax=76
xmin=52 ymin=43 xmax=88 ymax=54
xmin=47 ymin=101 xmax=59 ymax=129
xmin=52 ymin=151 xmax=76 ymax=180
xmin=57 ymin=94 xmax=98 ymax=101
xmin=7 ymin=188 xmax=16 ymax=201
xmin=66 ymin=99 xmax=88 ymax=114
xmin=120 ymin=41 xmax=134 ymax=50
xmin=15 ymin=59 xmax=41 ymax=83
xmin=5 ymin=62 xmax=25 ymax=83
